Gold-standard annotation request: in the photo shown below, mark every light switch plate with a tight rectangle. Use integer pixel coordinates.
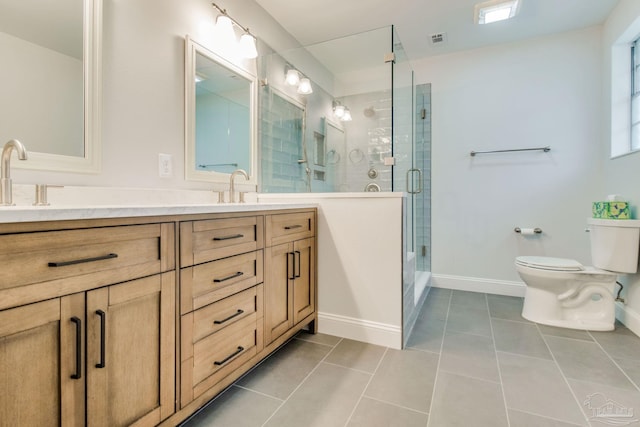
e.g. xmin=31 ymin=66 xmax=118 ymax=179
xmin=158 ymin=153 xmax=172 ymax=177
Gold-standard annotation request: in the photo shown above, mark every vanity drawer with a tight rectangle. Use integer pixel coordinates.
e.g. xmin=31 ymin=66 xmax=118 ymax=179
xmin=189 ymin=285 xmax=262 ymax=343
xmin=0 ymin=223 xmax=173 ymax=310
xmin=180 ymin=216 xmax=264 ymax=267
xmin=182 ymin=311 xmax=262 ymax=403
xmin=265 ymin=211 xmax=315 ymax=247
xmin=180 ymin=250 xmax=263 ymax=313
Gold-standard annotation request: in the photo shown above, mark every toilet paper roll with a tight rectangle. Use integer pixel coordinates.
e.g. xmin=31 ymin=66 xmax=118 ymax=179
xmin=519 ymin=228 xmax=536 ymax=236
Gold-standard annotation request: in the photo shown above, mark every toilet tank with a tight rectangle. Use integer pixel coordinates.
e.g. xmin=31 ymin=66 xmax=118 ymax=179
xmin=588 ymin=218 xmax=640 ymax=273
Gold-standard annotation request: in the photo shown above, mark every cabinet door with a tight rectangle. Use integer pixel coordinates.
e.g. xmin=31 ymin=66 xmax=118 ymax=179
xmin=264 ymin=243 xmax=294 ymax=344
xmin=86 ymin=272 xmax=175 ymax=427
xmin=0 ymin=294 xmax=85 ymax=427
xmin=293 ymin=237 xmax=316 ymax=325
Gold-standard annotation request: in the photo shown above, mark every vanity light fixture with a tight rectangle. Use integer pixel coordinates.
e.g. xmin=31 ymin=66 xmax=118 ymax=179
xmin=475 ymin=0 xmax=520 ymax=24
xmin=297 ymin=77 xmax=313 ymax=95
xmin=239 ymin=33 xmax=258 ymax=59
xmin=332 ymin=100 xmax=352 ymax=121
xmin=212 ymin=3 xmax=259 ymax=59
xmin=285 ymin=68 xmax=301 ymax=86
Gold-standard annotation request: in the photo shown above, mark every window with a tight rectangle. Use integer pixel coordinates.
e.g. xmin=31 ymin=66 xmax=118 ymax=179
xmin=631 ymin=38 xmax=640 ymax=152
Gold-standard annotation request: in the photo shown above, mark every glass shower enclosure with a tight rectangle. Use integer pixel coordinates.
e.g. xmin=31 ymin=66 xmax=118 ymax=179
xmin=258 ymin=26 xmax=431 ymax=347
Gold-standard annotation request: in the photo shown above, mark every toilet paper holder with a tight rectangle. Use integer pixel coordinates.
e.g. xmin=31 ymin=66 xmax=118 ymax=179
xmin=514 ymin=227 xmax=542 ymax=234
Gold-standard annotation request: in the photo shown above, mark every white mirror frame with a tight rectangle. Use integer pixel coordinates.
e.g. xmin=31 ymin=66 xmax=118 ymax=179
xmin=184 ymin=35 xmax=258 ymax=185
xmin=14 ymin=0 xmax=102 ymax=174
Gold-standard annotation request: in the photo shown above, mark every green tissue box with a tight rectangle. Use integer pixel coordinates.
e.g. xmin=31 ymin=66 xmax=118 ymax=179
xmin=592 ymin=201 xmax=630 ymax=219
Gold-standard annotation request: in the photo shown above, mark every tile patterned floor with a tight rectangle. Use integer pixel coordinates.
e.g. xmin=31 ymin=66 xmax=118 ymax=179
xmin=182 ymin=289 xmax=640 ymax=427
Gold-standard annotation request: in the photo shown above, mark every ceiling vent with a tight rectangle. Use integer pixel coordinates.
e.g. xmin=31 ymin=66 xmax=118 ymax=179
xmin=430 ymin=32 xmax=448 ymax=46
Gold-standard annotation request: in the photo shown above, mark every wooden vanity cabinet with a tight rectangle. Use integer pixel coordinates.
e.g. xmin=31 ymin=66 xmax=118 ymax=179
xmin=0 ymin=207 xmax=318 ymax=427
xmin=0 ymin=222 xmax=176 ymax=427
xmin=264 ymin=211 xmax=316 ymax=344
xmin=178 ymin=215 xmax=265 ymax=408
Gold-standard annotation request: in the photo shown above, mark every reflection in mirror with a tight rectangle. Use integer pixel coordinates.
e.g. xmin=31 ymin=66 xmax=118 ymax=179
xmin=185 ymin=36 xmax=257 ymax=183
xmin=325 ymin=118 xmax=346 ymax=191
xmin=0 ymin=0 xmax=102 ymax=173
xmin=260 ymin=87 xmax=307 ymax=193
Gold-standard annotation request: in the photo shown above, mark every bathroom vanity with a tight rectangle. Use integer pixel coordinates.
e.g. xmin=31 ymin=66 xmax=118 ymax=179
xmin=0 ymin=204 xmax=317 ymax=426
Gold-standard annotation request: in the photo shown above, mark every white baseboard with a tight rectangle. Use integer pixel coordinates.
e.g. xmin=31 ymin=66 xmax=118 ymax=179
xmin=318 ymin=312 xmax=402 ymax=350
xmin=615 ymin=302 xmax=640 ymax=336
xmin=432 ymin=274 xmax=526 ymax=297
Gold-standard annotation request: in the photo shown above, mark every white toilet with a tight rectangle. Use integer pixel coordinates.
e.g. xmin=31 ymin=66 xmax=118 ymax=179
xmin=515 ymin=218 xmax=640 ymax=331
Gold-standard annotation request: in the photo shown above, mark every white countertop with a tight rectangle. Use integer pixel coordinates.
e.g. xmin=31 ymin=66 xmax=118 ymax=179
xmin=0 ymin=202 xmax=316 ymax=224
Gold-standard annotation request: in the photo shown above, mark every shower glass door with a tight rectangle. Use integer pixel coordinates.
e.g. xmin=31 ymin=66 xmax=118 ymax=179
xmin=392 ymin=27 xmax=431 ymax=345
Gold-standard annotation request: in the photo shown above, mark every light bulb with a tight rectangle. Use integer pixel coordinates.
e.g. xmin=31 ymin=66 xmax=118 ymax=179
xmin=334 ymin=104 xmax=345 ymax=118
xmin=285 ymin=69 xmax=300 ymax=86
xmin=215 ymin=14 xmax=236 ymax=49
xmin=297 ymin=78 xmax=313 ymax=94
xmin=342 ymin=108 xmax=352 ymax=121
xmin=240 ymin=33 xmax=258 ymax=58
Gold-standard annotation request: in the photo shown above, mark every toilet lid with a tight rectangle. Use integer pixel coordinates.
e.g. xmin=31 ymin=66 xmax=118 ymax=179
xmin=515 ymin=256 xmax=584 ymax=271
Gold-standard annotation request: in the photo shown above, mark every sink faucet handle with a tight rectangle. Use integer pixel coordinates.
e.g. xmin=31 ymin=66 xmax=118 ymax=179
xmin=239 ymin=192 xmax=246 ymax=203
xmin=33 ymin=184 xmax=64 ymax=206
xmin=215 ymin=190 xmax=225 ymax=203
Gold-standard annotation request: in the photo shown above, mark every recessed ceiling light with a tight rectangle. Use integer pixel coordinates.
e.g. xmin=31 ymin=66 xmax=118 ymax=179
xmin=475 ymin=0 xmax=521 ymax=25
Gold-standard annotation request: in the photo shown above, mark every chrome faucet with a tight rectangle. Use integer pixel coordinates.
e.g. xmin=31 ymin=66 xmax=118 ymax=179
xmin=1 ymin=139 xmax=28 ymax=206
xmin=229 ymin=169 xmax=249 ymax=203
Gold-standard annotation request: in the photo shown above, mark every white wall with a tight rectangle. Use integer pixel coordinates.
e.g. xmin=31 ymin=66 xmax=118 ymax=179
xmin=412 ymin=27 xmax=604 ymax=292
xmin=603 ymin=0 xmax=640 ymax=332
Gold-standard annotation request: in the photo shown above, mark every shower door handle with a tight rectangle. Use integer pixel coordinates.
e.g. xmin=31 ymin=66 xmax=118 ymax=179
xmin=406 ymin=168 xmax=423 ymax=194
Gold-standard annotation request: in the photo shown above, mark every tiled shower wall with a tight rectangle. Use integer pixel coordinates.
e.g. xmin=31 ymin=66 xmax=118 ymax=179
xmin=260 ymin=88 xmax=307 ymax=193
xmin=339 ymin=91 xmax=393 ymax=192
xmin=415 ymin=83 xmax=432 ymax=273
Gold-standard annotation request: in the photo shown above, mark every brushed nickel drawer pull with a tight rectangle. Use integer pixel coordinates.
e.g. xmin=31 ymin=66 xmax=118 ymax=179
xmin=213 ymin=309 xmax=244 ymax=325
xmin=213 ymin=234 xmax=244 ymax=241
xmin=70 ymin=317 xmax=82 ymax=380
xmin=284 ymin=225 xmax=302 ymax=230
xmin=214 ymin=346 xmax=244 ymax=366
xmin=213 ymin=271 xmax=244 ymax=283
xmin=48 ymin=253 xmax=118 ymax=267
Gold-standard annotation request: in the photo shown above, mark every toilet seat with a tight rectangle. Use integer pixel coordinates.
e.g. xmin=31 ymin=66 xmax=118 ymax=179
xmin=515 ymin=256 xmax=584 ymax=272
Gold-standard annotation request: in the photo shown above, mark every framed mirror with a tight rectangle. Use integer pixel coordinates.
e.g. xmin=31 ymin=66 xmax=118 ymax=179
xmin=185 ymin=36 xmax=257 ymax=184
xmin=0 ymin=0 xmax=102 ymax=173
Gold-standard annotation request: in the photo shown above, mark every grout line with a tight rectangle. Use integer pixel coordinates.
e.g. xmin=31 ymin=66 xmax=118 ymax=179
xmin=293 ymin=335 xmax=340 ymax=348
xmin=538 ymin=334 xmax=595 ymax=344
xmin=260 ymin=337 xmax=344 ymax=427
xmin=437 ymin=367 xmax=502 ymax=385
xmin=509 ymin=407 xmax=584 ymax=427
xmin=536 ymin=323 xmax=592 ymax=426
xmin=322 ymin=360 xmax=381 ymax=376
xmin=425 ymin=289 xmax=452 ymax=427
xmin=404 ymin=346 xmax=441 ymax=356
xmin=586 ymin=330 xmax=640 ymax=392
xmin=359 ymin=395 xmax=430 ymax=415
xmin=342 ymin=346 xmax=389 ymax=426
xmin=489 ymin=317 xmax=533 ymax=325
xmin=494 ymin=349 xmax=558 ymax=363
xmin=232 ymin=384 xmax=285 ymax=402
xmin=487 ymin=294 xmax=512 ymax=427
